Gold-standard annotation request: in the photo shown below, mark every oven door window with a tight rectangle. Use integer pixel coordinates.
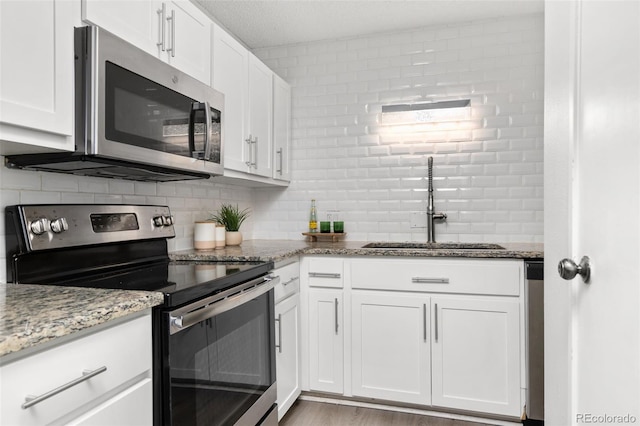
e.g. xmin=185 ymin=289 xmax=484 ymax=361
xmin=168 ymin=291 xmax=275 ymax=425
xmin=104 ymin=62 xmax=221 ymax=163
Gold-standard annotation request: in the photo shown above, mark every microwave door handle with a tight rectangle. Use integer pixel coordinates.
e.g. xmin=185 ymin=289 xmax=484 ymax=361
xmin=188 ymin=102 xmax=197 ymax=158
xmin=188 ymin=102 xmax=208 ymax=159
xmin=203 ymin=101 xmax=213 ymax=161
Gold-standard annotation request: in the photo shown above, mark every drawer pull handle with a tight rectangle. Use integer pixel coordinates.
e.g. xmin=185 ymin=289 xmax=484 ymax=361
xmin=334 ymin=298 xmax=339 ymax=334
xmin=411 ymin=277 xmax=449 ymax=284
xmin=282 ymin=276 xmax=299 ymax=286
xmin=275 ymin=314 xmax=282 ymax=353
xmin=22 ymin=366 xmax=107 ymax=409
xmin=309 ymin=272 xmax=341 ymax=279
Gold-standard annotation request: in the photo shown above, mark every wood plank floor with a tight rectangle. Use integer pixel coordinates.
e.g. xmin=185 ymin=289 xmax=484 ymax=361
xmin=279 ymin=400 xmax=493 ymax=426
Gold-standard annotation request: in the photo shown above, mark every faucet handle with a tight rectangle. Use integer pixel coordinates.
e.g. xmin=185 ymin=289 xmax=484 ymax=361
xmin=434 ymin=213 xmax=447 ymax=221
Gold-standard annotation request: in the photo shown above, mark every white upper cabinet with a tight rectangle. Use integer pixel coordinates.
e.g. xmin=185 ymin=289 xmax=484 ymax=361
xmin=82 ymin=0 xmax=211 ymax=84
xmin=247 ymin=54 xmax=273 ymax=177
xmin=0 ymin=0 xmax=75 ymax=153
xmin=212 ymin=23 xmax=291 ymax=185
xmin=272 ymin=73 xmax=291 ymax=182
xmin=212 ymin=24 xmax=249 ymax=172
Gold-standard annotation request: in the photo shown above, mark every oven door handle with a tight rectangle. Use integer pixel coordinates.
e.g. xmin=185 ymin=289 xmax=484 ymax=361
xmin=168 ymin=274 xmax=279 ymax=334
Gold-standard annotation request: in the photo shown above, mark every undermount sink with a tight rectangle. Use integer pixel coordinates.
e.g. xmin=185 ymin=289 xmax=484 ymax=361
xmin=361 ymin=242 xmax=505 ymax=250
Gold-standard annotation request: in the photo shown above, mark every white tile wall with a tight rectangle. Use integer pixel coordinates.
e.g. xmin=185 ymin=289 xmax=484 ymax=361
xmin=0 ymin=13 xmax=544 ymax=283
xmin=0 ymin=161 xmax=255 ymax=282
xmin=252 ymin=14 xmax=544 ymax=243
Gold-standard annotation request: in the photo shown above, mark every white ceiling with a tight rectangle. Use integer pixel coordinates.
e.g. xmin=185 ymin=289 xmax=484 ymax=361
xmin=194 ymin=0 xmax=544 ymax=49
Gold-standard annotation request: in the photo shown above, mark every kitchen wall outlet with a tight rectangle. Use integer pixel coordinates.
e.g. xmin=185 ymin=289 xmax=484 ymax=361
xmin=410 ymin=212 xmax=428 ymax=229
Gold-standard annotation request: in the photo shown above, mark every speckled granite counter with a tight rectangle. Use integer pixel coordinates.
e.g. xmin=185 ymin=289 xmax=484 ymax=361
xmin=170 ymin=240 xmax=543 ymax=262
xmin=0 ymin=284 xmax=164 ymax=358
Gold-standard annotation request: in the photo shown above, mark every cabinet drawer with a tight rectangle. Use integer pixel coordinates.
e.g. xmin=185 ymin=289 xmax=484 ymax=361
xmin=1 ymin=314 xmax=152 ymax=426
xmin=306 ymin=257 xmax=344 ymax=288
xmin=274 ymin=261 xmax=300 ymax=303
xmin=350 ymin=258 xmax=522 ymax=296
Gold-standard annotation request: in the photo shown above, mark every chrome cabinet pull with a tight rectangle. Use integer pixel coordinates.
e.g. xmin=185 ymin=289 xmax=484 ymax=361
xmin=157 ymin=4 xmax=166 ymax=51
xmin=166 ymin=9 xmax=175 ymax=57
xmin=276 ymin=148 xmax=283 ymax=175
xmin=252 ymin=136 xmax=258 ymax=169
xmin=412 ymin=277 xmax=449 ymax=284
xmin=245 ymin=135 xmax=256 ymax=168
xmin=275 ymin=314 xmax=282 ymax=353
xmin=22 ymin=366 xmax=107 ymax=409
xmin=434 ymin=303 xmax=439 ymax=342
xmin=282 ymin=276 xmax=299 ymax=286
xmin=309 ymin=272 xmax=341 ymax=279
xmin=334 ymin=298 xmax=339 ymax=334
xmin=423 ymin=303 xmax=427 ymax=342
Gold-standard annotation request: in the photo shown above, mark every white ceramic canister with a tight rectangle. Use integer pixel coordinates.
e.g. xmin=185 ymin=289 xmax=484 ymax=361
xmin=194 ymin=221 xmax=216 ymax=250
xmin=215 ymin=224 xmax=226 ymax=249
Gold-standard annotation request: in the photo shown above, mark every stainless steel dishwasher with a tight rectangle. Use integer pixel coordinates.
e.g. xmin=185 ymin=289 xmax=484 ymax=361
xmin=526 ymin=260 xmax=544 ymax=422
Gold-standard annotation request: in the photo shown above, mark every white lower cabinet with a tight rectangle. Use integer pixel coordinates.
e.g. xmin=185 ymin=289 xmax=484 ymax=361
xmin=275 ymin=293 xmax=301 ymax=420
xmin=351 ymin=291 xmax=431 ymax=405
xmin=431 ymin=296 xmax=521 ymax=416
xmin=301 ymin=256 xmax=525 ymax=419
xmin=308 ymin=289 xmax=344 ymax=394
xmin=0 ymin=313 xmax=153 ymax=425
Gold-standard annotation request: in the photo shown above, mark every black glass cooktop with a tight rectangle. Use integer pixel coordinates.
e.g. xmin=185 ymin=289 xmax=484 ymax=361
xmin=22 ymin=260 xmax=273 ymax=309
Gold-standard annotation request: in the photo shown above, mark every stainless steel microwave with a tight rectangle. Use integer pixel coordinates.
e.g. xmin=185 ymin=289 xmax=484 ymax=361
xmin=5 ymin=26 xmax=224 ymax=182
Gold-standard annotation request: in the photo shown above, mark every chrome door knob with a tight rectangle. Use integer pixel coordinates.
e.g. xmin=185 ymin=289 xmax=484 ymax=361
xmin=558 ymin=256 xmax=591 ymax=283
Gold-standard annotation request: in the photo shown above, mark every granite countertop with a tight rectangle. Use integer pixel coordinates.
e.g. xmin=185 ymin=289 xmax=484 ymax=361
xmin=0 ymin=284 xmax=164 ymax=358
xmin=170 ymin=239 xmax=544 ymax=262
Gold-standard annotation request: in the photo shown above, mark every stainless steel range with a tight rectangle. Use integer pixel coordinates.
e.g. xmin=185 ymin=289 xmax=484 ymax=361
xmin=5 ymin=204 xmax=278 ymax=426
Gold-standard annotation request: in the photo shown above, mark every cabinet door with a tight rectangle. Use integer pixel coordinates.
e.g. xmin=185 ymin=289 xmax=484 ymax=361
xmin=82 ymin=0 xmax=159 ymax=56
xmin=248 ymin=54 xmax=273 ymax=177
xmin=212 ymin=24 xmax=249 ymax=173
xmin=431 ymin=296 xmax=521 ymax=417
xmin=308 ymin=289 xmax=343 ymax=394
xmin=164 ymin=0 xmax=211 ymax=84
xmin=351 ymin=291 xmax=431 ymax=405
xmin=272 ymin=74 xmax=291 ymax=181
xmin=275 ymin=294 xmax=301 ymax=420
xmin=0 ymin=0 xmax=74 ymax=151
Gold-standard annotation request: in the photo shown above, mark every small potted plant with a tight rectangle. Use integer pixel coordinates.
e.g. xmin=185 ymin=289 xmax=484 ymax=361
xmin=209 ymin=204 xmax=250 ymax=246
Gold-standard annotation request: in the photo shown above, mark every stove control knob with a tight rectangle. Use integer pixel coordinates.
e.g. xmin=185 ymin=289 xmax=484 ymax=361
xmin=163 ymin=215 xmax=174 ymax=226
xmin=30 ymin=218 xmax=51 ymax=235
xmin=50 ymin=217 xmax=69 ymax=234
xmin=153 ymin=216 xmax=165 ymax=227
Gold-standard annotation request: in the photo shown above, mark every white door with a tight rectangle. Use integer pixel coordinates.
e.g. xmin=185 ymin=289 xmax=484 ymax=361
xmin=275 ymin=293 xmax=301 ymax=420
xmin=431 ymin=296 xmax=520 ymax=417
xmin=308 ymin=289 xmax=343 ymax=394
xmin=212 ymin=24 xmax=249 ymax=173
xmin=544 ymin=1 xmax=640 ymax=425
xmin=248 ymin=54 xmax=273 ymax=177
xmin=351 ymin=291 xmax=430 ymax=405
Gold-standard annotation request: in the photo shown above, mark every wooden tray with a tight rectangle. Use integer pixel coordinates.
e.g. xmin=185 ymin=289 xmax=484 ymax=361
xmin=302 ymin=232 xmax=346 ymax=243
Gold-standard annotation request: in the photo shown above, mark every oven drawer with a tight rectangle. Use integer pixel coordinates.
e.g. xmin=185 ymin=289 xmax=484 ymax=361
xmin=273 ymin=261 xmax=300 ymax=303
xmin=1 ymin=314 xmax=152 ymax=426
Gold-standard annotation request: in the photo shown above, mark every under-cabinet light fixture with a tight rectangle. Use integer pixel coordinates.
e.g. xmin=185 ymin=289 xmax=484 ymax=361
xmin=381 ymin=99 xmax=471 ymax=125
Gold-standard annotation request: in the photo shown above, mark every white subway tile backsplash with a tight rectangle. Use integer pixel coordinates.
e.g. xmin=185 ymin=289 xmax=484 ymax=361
xmin=252 ymin=13 xmax=543 ymax=242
